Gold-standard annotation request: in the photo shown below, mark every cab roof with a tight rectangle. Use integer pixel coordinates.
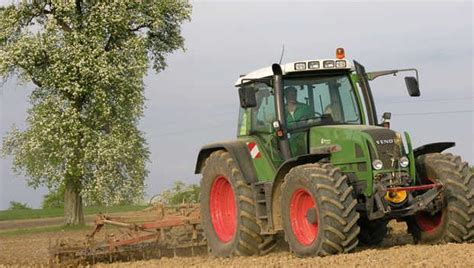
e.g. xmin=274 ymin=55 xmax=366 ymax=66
xmin=235 ymin=59 xmax=353 ymax=86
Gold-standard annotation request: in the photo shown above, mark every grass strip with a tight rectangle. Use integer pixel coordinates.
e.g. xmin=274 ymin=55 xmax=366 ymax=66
xmin=0 ymin=204 xmax=147 ymax=221
xmin=0 ymin=224 xmax=91 ymax=237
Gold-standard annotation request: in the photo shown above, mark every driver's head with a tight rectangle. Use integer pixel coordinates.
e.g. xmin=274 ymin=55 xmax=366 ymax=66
xmin=285 ymin=87 xmax=297 ymax=104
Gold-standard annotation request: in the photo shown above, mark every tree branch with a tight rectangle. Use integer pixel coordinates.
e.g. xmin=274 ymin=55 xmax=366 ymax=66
xmin=104 ymin=34 xmax=113 ymax=52
xmin=130 ymin=22 xmax=152 ymax=32
xmin=75 ymin=0 xmax=82 ymax=16
xmin=105 ymin=21 xmax=152 ymax=51
xmin=42 ymin=6 xmax=72 ymax=32
xmin=17 ymin=63 xmax=42 ymax=88
xmin=58 ymin=20 xmax=72 ymax=32
xmin=75 ymin=0 xmax=83 ymax=29
xmin=31 ymin=77 xmax=42 ymax=88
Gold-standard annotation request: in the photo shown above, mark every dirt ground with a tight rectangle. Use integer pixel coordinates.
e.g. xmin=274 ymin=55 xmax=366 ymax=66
xmin=0 ymin=230 xmax=89 ymax=267
xmin=1 ymin=220 xmax=473 ymax=267
xmin=99 ymin=243 xmax=474 ymax=268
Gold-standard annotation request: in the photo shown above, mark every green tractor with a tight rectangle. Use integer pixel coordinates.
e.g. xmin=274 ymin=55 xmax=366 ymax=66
xmin=195 ymin=48 xmax=473 ymax=257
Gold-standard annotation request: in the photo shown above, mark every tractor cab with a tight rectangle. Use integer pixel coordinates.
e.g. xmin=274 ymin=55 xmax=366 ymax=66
xmin=236 ymin=57 xmax=362 ymax=159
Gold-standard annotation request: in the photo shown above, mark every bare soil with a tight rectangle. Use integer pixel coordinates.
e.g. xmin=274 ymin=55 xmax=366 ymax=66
xmin=0 ymin=229 xmax=90 ymax=266
xmin=1 ymin=220 xmax=473 ymax=267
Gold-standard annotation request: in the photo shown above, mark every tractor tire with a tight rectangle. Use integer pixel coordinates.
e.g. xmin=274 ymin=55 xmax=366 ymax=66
xmin=200 ymin=150 xmax=264 ymax=257
xmin=407 ymin=153 xmax=474 ymax=244
xmin=357 ymin=218 xmax=388 ymax=246
xmin=280 ymin=163 xmax=360 ymax=257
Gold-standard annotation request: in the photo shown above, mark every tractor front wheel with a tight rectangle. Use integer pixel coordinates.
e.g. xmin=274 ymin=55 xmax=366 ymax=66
xmin=407 ymin=153 xmax=474 ymax=243
xmin=280 ymin=163 xmax=360 ymax=257
xmin=200 ymin=150 xmax=264 ymax=257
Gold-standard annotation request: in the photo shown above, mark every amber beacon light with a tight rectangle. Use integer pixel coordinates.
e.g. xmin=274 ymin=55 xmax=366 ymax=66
xmin=336 ymin=48 xmax=345 ymax=59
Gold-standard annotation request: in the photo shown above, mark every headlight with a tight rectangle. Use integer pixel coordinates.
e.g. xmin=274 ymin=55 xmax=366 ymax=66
xmin=372 ymin=159 xmax=383 ymax=170
xmin=399 ymin=156 xmax=409 ymax=168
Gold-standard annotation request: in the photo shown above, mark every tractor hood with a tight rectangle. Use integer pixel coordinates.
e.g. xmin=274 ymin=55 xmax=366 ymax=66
xmin=309 ymin=125 xmax=407 ymax=169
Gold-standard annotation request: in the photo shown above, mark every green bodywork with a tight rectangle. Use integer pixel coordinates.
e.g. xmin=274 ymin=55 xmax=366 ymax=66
xmin=237 ymin=72 xmax=415 ymax=197
xmin=239 ymin=125 xmax=413 ymax=197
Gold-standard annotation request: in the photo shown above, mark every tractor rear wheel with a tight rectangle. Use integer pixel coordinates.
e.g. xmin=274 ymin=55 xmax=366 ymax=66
xmin=200 ymin=150 xmax=264 ymax=257
xmin=280 ymin=163 xmax=360 ymax=257
xmin=407 ymin=153 xmax=474 ymax=243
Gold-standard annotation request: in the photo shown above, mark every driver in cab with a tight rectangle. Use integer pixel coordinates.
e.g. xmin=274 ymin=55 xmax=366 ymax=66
xmin=284 ymin=86 xmax=313 ymax=155
xmin=284 ymin=86 xmax=313 ymax=125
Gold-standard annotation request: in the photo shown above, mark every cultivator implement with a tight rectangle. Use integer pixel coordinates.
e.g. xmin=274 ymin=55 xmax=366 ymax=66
xmin=49 ymin=204 xmax=207 ymax=265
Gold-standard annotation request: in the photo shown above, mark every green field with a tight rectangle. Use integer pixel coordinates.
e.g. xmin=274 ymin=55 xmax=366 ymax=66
xmin=0 ymin=205 xmax=147 ymax=221
xmin=0 ymin=224 xmax=91 ymax=237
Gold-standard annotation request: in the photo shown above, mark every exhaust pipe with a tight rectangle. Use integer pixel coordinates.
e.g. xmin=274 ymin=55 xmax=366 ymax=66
xmin=272 ymin=63 xmax=291 ymax=160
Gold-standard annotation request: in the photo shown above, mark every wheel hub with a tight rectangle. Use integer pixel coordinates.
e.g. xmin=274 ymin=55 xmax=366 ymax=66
xmin=415 ymin=210 xmax=443 ymax=232
xmin=414 ymin=177 xmax=444 ymax=232
xmin=306 ymin=207 xmax=318 ymax=224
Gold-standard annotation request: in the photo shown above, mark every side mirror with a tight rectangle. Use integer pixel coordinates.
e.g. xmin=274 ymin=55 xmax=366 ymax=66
xmin=405 ymin=76 xmax=420 ymax=97
xmin=381 ymin=112 xmax=391 ymax=128
xmin=382 ymin=112 xmax=391 ymax=121
xmin=238 ymin=86 xmax=257 ymax=108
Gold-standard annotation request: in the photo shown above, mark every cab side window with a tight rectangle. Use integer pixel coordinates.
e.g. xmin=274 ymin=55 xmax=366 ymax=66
xmin=338 ymin=78 xmax=361 ymax=123
xmin=251 ymin=83 xmax=275 ymax=133
xmin=312 ymin=84 xmax=331 ymax=115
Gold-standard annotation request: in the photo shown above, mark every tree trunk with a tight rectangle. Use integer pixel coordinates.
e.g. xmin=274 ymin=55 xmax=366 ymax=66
xmin=64 ymin=179 xmax=84 ymax=225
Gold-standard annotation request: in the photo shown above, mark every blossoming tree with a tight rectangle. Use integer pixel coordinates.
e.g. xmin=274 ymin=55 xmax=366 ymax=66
xmin=0 ymin=0 xmax=191 ymax=225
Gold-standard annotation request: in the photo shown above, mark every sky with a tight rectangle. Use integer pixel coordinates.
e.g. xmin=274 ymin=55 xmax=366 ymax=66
xmin=0 ymin=1 xmax=473 ymax=209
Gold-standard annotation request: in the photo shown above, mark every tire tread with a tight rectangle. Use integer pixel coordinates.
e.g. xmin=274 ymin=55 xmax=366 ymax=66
xmin=281 ymin=163 xmax=360 ymax=257
xmin=408 ymin=153 xmax=473 ymax=244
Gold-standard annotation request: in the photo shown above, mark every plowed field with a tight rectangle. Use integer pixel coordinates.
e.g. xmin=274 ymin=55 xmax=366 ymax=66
xmin=1 ymin=220 xmax=473 ymax=267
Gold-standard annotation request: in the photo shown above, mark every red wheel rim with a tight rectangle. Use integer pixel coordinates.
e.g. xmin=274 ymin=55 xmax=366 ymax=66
xmin=415 ymin=211 xmax=442 ymax=232
xmin=210 ymin=176 xmax=236 ymax=242
xmin=290 ymin=188 xmax=318 ymax=245
xmin=414 ymin=177 xmax=443 ymax=232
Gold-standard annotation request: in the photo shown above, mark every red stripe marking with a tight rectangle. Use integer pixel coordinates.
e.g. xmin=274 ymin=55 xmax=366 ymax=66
xmin=247 ymin=142 xmax=256 ymax=151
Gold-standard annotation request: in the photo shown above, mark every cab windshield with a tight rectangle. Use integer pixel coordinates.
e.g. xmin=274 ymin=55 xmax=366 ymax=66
xmin=283 ymin=75 xmax=361 ymax=130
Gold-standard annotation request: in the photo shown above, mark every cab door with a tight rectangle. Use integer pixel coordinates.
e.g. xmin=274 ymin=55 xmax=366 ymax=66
xmin=237 ymin=82 xmax=283 ymax=181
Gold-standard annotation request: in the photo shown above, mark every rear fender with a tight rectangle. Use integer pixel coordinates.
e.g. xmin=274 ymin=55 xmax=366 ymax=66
xmin=195 ymin=141 xmax=257 ymax=184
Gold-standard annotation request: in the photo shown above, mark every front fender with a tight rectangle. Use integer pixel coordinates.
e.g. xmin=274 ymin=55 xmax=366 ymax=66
xmin=413 ymin=142 xmax=455 ymax=158
xmin=273 ymin=154 xmax=330 ymax=183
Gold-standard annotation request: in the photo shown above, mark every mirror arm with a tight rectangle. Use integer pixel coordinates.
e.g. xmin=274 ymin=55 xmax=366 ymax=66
xmin=367 ymin=68 xmax=419 ymax=86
